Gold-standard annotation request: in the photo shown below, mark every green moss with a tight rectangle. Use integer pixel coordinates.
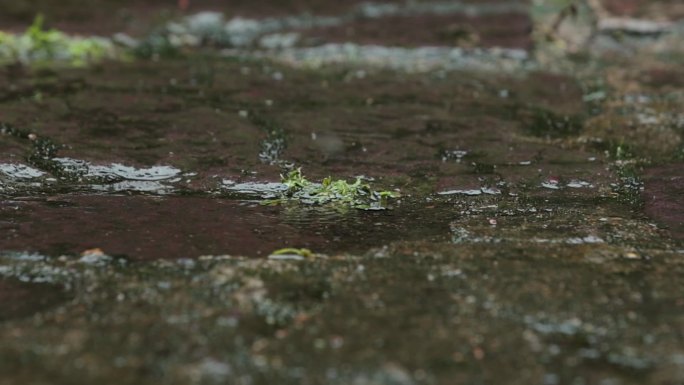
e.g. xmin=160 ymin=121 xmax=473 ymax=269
xmin=0 ymin=14 xmax=116 ymax=66
xmin=265 ymin=168 xmax=400 ymax=210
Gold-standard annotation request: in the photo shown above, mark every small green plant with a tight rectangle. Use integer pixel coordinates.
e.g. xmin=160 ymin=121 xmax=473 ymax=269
xmin=0 ymin=14 xmax=115 ymax=66
xmin=265 ymin=168 xmax=399 ymax=210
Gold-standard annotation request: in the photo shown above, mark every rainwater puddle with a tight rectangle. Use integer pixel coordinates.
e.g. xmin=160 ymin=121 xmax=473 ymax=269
xmin=0 ymin=195 xmax=453 ymax=260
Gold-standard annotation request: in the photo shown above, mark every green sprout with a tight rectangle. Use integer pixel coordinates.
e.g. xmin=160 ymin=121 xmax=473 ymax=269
xmin=265 ymin=168 xmax=400 ymax=210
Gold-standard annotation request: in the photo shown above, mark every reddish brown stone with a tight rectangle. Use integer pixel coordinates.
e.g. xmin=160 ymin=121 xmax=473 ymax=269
xmin=643 ymin=163 xmax=684 ymax=239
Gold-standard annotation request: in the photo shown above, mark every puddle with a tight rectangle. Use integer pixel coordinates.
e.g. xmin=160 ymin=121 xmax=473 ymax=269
xmin=0 ymin=195 xmax=323 ymax=259
xmin=0 ymin=195 xmax=455 ymax=259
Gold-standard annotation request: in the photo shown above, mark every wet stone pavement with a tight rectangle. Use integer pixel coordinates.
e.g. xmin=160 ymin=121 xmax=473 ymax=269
xmin=1 ymin=1 xmax=684 ymax=384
